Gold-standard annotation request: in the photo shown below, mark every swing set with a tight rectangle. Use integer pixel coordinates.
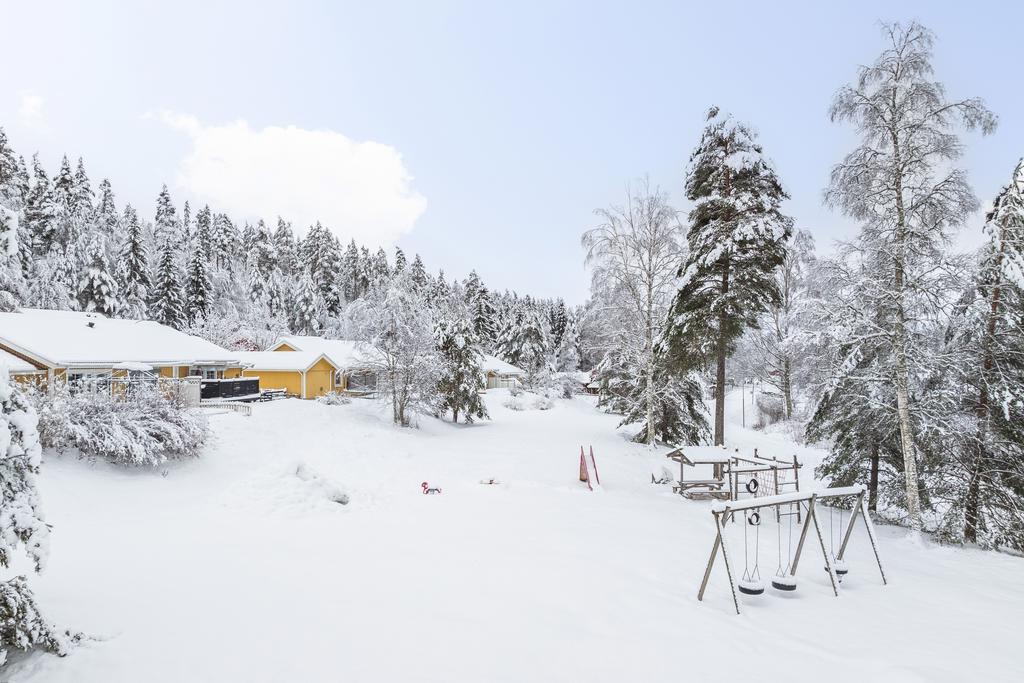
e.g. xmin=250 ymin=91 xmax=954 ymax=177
xmin=697 ymin=484 xmax=886 ymax=615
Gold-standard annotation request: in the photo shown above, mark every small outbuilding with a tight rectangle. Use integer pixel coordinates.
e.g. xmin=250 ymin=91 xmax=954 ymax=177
xmin=480 ymin=355 xmax=525 ymax=390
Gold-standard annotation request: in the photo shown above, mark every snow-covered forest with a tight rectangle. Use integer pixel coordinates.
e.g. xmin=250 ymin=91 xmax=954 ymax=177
xmin=1 ymin=13 xmax=1023 ymax=682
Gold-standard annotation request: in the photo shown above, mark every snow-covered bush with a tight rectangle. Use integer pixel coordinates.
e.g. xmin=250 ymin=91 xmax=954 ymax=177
xmin=316 ymin=392 xmax=351 ymax=406
xmin=33 ymin=384 xmax=208 ymax=467
xmin=502 ymin=391 xmax=554 ymax=412
xmin=1 ymin=368 xmax=78 ymax=664
xmin=754 ymin=393 xmax=785 ymax=429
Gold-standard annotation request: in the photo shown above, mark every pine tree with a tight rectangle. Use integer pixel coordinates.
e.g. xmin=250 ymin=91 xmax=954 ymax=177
xmin=663 ymin=107 xmax=793 ymax=446
xmin=549 ymin=299 xmax=568 ymax=352
xmin=151 ymin=240 xmax=186 ymax=328
xmin=76 ymin=235 xmax=119 ymax=315
xmin=394 ymin=246 xmax=407 ymax=272
xmin=409 ymin=254 xmax=428 ymax=289
xmin=24 ymin=155 xmax=56 ymax=255
xmin=154 ymin=184 xmax=178 ymax=244
xmin=95 ymin=179 xmax=119 ymax=241
xmin=185 ymin=237 xmax=211 ymax=323
xmin=1 ymin=371 xmax=76 ymax=665
xmin=292 ymin=270 xmax=322 ymax=335
xmin=273 ymin=217 xmax=298 ymax=275
xmin=435 ymin=313 xmax=488 ymax=423
xmin=825 ymin=21 xmax=996 ymax=533
xmin=194 ymin=205 xmax=213 ymax=261
xmin=211 ymin=213 xmax=237 ymax=270
xmin=0 ymin=128 xmax=20 ymax=205
xmin=71 ymin=157 xmax=93 ymax=218
xmin=372 ymin=247 xmax=390 ymax=284
xmin=944 ymin=159 xmax=1024 ymax=549
xmin=181 ymin=200 xmax=192 ymax=244
xmin=556 ymin=311 xmax=581 ymax=372
xmin=117 ymin=205 xmax=151 ymax=319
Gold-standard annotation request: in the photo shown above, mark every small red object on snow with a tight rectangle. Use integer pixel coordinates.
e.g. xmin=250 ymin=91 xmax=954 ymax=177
xmin=422 ymin=482 xmax=441 ymax=495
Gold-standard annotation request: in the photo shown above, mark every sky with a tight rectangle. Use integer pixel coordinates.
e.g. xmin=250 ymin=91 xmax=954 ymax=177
xmin=1 ymin=0 xmax=1021 ymax=303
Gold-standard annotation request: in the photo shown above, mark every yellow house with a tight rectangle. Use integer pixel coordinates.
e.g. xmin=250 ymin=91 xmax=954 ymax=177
xmin=226 ymin=351 xmax=340 ymax=399
xmin=0 ymin=308 xmax=243 ymax=389
xmin=267 ymin=336 xmax=380 ymax=395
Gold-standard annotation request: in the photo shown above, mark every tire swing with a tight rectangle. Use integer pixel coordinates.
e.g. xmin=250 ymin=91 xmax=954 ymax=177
xmin=771 ymin=505 xmax=798 ymax=592
xmin=825 ymin=505 xmax=849 ymax=580
xmin=738 ymin=510 xmax=765 ymax=595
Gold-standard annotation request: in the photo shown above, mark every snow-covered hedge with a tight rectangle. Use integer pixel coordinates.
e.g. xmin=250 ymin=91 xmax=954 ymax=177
xmin=33 ymin=385 xmax=208 ymax=467
xmin=502 ymin=391 xmax=554 ymax=411
xmin=316 ymin=392 xmax=351 ymax=406
xmin=0 ymin=577 xmax=79 ymax=666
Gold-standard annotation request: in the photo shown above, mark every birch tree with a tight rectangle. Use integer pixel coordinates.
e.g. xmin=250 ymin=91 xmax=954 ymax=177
xmin=825 ymin=21 xmax=997 ymax=532
xmin=583 ymin=180 xmax=697 ymax=445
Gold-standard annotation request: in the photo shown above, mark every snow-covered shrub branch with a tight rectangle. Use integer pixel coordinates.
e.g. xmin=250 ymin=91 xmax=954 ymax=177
xmin=33 ymin=384 xmax=208 ymax=467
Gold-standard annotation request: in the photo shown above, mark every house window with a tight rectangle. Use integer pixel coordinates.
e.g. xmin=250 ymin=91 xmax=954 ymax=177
xmin=334 ymin=371 xmax=343 ymax=388
xmin=205 ymin=369 xmax=218 ymax=380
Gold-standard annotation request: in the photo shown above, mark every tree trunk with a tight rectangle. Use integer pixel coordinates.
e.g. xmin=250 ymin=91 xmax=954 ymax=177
xmin=965 ymin=229 xmax=1005 ymax=543
xmin=890 ymin=132 xmax=922 ymax=534
xmin=868 ymin=441 xmax=879 ymax=512
xmin=453 ymin=407 xmax=459 ymax=424
xmin=714 ymin=266 xmax=730 ymax=446
xmin=645 ymin=280 xmax=656 ymax=447
xmin=782 ymin=356 xmax=793 ymax=420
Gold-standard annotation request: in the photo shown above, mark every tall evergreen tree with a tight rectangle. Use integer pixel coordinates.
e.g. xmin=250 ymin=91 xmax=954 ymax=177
xmin=76 ymin=235 xmax=119 ymax=315
xmin=151 ymin=240 xmax=186 ymax=328
xmin=24 ymin=155 xmax=56 ymax=255
xmin=435 ymin=313 xmax=488 ymax=423
xmin=117 ymin=204 xmax=151 ymax=319
xmin=1 ymin=370 xmax=76 ymax=664
xmin=154 ymin=184 xmax=178 ymax=244
xmin=409 ymin=254 xmax=428 ymax=289
xmin=292 ymin=270 xmax=322 ymax=335
xmin=185 ymin=237 xmax=212 ymax=324
xmin=663 ymin=106 xmax=793 ymax=446
xmin=394 ymin=246 xmax=407 ymax=272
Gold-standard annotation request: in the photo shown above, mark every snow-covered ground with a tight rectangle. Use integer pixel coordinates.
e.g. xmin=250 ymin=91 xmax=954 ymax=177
xmin=5 ymin=390 xmax=1021 ymax=682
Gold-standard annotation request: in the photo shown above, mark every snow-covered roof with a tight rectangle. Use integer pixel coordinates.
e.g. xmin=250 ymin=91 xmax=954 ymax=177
xmin=0 ymin=347 xmax=40 ymax=374
xmin=232 ymin=351 xmax=337 ymax=372
xmin=481 ymin=354 xmax=525 ymax=376
xmin=0 ymin=308 xmax=241 ymax=368
xmin=270 ymin=336 xmax=381 ymax=369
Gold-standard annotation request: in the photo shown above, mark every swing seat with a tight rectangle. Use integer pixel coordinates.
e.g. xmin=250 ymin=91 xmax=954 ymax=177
xmin=738 ymin=579 xmax=765 ymax=595
xmin=824 ymin=560 xmax=849 ymax=577
xmin=771 ymin=575 xmax=797 ymax=591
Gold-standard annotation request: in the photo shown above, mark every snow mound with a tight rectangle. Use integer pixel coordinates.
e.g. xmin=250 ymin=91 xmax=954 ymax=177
xmin=221 ymin=461 xmax=350 ymax=515
xmin=502 ymin=391 xmax=553 ymax=411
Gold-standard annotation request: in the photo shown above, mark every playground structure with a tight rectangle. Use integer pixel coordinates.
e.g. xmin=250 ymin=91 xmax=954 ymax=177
xmin=579 ymin=445 xmax=601 ymax=490
xmin=666 ymin=447 xmax=801 ymax=505
xmin=697 ymin=484 xmax=886 ymax=614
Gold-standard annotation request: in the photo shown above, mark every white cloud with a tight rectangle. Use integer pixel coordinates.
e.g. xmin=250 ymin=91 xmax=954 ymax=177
xmin=18 ymin=93 xmax=45 ymax=127
xmin=151 ymin=111 xmax=427 ymax=245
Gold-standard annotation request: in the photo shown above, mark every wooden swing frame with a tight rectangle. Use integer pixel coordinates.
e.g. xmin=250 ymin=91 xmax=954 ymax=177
xmin=697 ymin=485 xmax=887 ymax=615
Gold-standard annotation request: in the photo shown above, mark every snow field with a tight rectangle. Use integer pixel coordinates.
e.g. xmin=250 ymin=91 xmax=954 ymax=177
xmin=4 ymin=390 xmax=1022 ymax=682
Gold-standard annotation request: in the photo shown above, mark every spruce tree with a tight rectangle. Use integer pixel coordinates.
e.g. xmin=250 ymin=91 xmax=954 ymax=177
xmin=435 ymin=314 xmax=488 ymax=423
xmin=394 ymin=246 xmax=407 ymax=272
xmin=117 ymin=204 xmax=151 ymax=319
xmin=556 ymin=312 xmax=581 ymax=372
xmin=1 ymin=370 xmax=76 ymax=664
xmin=154 ymin=184 xmax=178 ymax=244
xmin=409 ymin=254 xmax=428 ymax=289
xmin=151 ymin=240 xmax=186 ymax=328
xmin=0 ymin=128 xmax=20 ymax=205
xmin=76 ymin=235 xmax=119 ymax=315
xmin=185 ymin=237 xmax=211 ymax=323
xmin=273 ymin=217 xmax=298 ymax=275
xmin=24 ymin=155 xmax=56 ymax=255
xmin=95 ymin=179 xmax=119 ymax=242
xmin=663 ymin=107 xmax=793 ymax=445
xmin=292 ymin=270 xmax=322 ymax=335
